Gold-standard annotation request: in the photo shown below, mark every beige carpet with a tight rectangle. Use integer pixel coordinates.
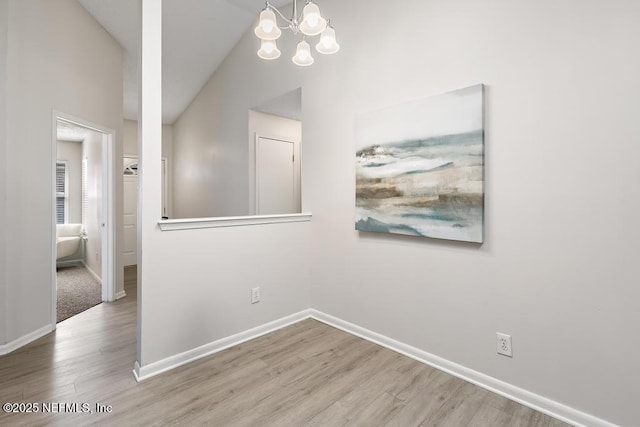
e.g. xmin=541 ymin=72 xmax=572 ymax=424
xmin=56 ymin=264 xmax=102 ymax=323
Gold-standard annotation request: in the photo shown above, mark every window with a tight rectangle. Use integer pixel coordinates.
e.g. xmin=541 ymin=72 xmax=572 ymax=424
xmin=55 ymin=161 xmax=69 ymax=224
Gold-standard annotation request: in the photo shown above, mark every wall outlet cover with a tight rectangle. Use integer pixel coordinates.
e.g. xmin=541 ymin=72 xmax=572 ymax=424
xmin=251 ymin=287 xmax=260 ymax=304
xmin=497 ymin=332 xmax=512 ymax=357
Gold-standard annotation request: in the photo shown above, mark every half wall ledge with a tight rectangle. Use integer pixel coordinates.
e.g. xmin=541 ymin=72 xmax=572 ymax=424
xmin=157 ymin=213 xmax=312 ymax=231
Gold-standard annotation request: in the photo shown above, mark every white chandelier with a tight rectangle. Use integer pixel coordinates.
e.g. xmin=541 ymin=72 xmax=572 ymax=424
xmin=255 ymin=1 xmax=340 ymax=67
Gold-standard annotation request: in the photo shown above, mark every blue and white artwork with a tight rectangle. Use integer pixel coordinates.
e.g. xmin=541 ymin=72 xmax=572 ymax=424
xmin=355 ymin=84 xmax=484 ymax=243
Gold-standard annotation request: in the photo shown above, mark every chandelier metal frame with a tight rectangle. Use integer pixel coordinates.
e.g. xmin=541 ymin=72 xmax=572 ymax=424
xmin=254 ymin=0 xmax=340 ymax=66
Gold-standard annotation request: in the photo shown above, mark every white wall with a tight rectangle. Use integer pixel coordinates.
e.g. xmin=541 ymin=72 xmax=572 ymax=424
xmin=123 ymin=119 xmax=138 ymax=155
xmin=140 ymin=0 xmax=639 ymax=425
xmin=124 ymin=119 xmax=173 ymax=157
xmin=173 ymin=107 xmax=302 ymax=218
xmin=308 ymin=0 xmax=639 ymax=425
xmin=169 ymin=39 xmax=302 ymax=218
xmin=83 ymin=131 xmax=102 ymax=279
xmin=3 ymin=0 xmax=123 ymax=342
xmin=138 ymin=0 xmax=311 ymax=368
xmin=247 ymin=110 xmax=302 ymax=215
xmin=171 ymin=84 xmax=230 ymax=217
xmin=0 ymin=0 xmax=8 ymax=346
xmin=57 ymin=140 xmax=82 ymax=224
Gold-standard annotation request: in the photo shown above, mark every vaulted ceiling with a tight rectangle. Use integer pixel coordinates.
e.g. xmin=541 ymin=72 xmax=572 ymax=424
xmin=79 ymin=0 xmax=291 ymax=124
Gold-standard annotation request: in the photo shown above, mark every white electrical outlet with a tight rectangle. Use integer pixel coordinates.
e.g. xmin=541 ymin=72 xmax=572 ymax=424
xmin=496 ymin=332 xmax=512 ymax=357
xmin=251 ymin=287 xmax=260 ymax=304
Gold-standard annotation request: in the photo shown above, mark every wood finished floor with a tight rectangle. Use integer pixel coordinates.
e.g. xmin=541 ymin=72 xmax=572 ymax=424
xmin=0 ymin=267 xmax=569 ymax=426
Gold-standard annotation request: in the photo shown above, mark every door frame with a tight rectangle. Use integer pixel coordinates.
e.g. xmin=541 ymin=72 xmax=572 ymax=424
xmin=51 ymin=110 xmax=116 ymax=327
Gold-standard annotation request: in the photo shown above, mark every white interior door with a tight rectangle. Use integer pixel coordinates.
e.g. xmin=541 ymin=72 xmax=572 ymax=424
xmin=123 ymin=169 xmax=137 ymax=267
xmin=122 ymin=157 xmax=167 ymax=266
xmin=256 ymin=136 xmax=295 ymax=215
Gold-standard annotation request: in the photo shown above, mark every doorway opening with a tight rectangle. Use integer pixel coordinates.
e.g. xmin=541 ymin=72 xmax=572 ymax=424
xmin=122 ymin=155 xmax=168 ymax=267
xmin=53 ymin=112 xmax=116 ymax=324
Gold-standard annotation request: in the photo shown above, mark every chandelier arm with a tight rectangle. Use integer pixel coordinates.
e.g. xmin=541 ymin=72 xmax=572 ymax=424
xmin=265 ymin=1 xmax=295 ymax=27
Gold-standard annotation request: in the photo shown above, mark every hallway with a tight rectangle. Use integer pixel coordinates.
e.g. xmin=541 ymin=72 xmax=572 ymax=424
xmin=0 ymin=267 xmax=137 ymax=424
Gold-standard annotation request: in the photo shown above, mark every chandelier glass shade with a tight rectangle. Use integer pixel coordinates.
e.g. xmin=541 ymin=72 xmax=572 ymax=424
xmin=254 ymin=8 xmax=281 ymax=40
xmin=257 ymin=39 xmax=281 ymax=60
xmin=298 ymin=2 xmax=326 ymax=36
xmin=254 ymin=1 xmax=340 ymax=66
xmin=292 ymin=39 xmax=314 ymax=66
xmin=316 ymin=25 xmax=340 ymax=55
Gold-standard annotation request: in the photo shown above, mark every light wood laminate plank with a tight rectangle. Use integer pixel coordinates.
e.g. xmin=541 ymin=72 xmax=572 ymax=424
xmin=0 ymin=266 xmax=569 ymax=426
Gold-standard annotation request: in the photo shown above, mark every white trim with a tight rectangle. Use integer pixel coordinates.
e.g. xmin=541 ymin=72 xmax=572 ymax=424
xmin=133 ymin=309 xmax=312 ymax=382
xmin=129 ymin=308 xmax=615 ymax=426
xmin=115 ymin=290 xmax=127 ymax=300
xmin=132 ymin=361 xmax=143 ymax=382
xmin=82 ymin=157 xmax=88 ymax=226
xmin=308 ymin=310 xmax=617 ymax=427
xmin=52 ymin=111 xmax=117 ymax=327
xmin=51 ymin=115 xmax=58 ymax=330
xmin=0 ymin=324 xmax=53 ymax=356
xmin=81 ymin=260 xmax=103 ymax=286
xmin=100 ymin=129 xmax=115 ymax=303
xmin=158 ymin=212 xmax=312 ymax=231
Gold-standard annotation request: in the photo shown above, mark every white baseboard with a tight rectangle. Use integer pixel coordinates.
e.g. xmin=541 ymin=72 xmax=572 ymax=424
xmin=115 ymin=290 xmax=126 ymax=300
xmin=308 ymin=310 xmax=615 ymax=427
xmin=133 ymin=309 xmax=312 ymax=382
xmin=130 ymin=308 xmax=614 ymax=426
xmin=0 ymin=324 xmax=54 ymax=355
xmin=81 ymin=261 xmax=102 ymax=285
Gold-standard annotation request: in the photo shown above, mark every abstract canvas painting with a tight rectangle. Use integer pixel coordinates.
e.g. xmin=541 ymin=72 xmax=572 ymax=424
xmin=355 ymin=84 xmax=484 ymax=243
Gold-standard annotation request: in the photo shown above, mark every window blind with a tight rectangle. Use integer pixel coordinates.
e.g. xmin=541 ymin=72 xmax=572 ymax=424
xmin=55 ymin=162 xmax=68 ymax=224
